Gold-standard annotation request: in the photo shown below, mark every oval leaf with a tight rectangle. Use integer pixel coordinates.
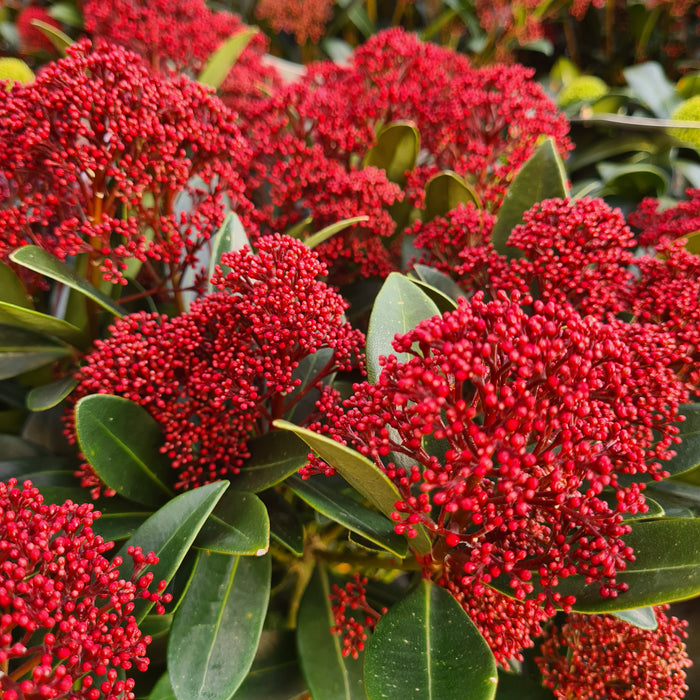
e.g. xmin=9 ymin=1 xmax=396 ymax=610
xmin=289 ymin=474 xmax=408 ymax=557
xmin=491 ymin=138 xmax=568 ymax=258
xmin=0 ymin=261 xmax=32 ymax=308
xmin=273 ymin=419 xmax=431 ymax=555
xmin=230 ymin=430 xmax=309 ymax=493
xmin=662 ymin=403 xmax=700 ymax=479
xmin=118 ymin=480 xmax=229 ymax=622
xmin=30 ymin=18 xmax=72 ymax=55
xmin=198 ymin=27 xmax=258 ymax=89
xmin=10 ymin=246 xmax=125 ymax=317
xmin=297 ymin=566 xmax=366 ymax=700
xmin=26 ymin=375 xmax=78 ymax=411
xmin=364 ymin=122 xmax=420 ymax=185
xmin=206 ymin=212 xmax=250 ymax=294
xmin=195 ymin=490 xmax=270 ymax=555
xmin=0 ymin=301 xmax=86 ymax=347
xmin=423 ymin=171 xmax=479 ymax=223
xmin=613 ymin=606 xmax=658 ymax=631
xmin=366 ymin=272 xmax=440 ymax=384
xmin=365 ymin=579 xmax=498 ymax=700
xmin=168 ymin=551 xmax=271 ymax=700
xmin=305 ymin=215 xmax=370 ymax=250
xmin=75 ymin=394 xmax=175 ymax=507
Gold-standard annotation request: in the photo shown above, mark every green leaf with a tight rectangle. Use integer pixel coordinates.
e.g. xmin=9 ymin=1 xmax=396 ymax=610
xmin=0 ymin=302 xmax=86 ymax=347
xmin=119 ymin=480 xmax=228 ymax=622
xmin=305 ymin=216 xmax=370 ymax=250
xmin=10 ymin=246 xmax=125 ymax=317
xmin=0 ymin=261 xmax=31 ymax=309
xmin=75 ymin=394 xmax=175 ymax=508
xmin=26 ymin=375 xmax=78 ymax=411
xmin=283 ymin=347 xmax=336 ymax=423
xmin=662 ymin=404 xmax=700 ymax=479
xmin=412 ymin=264 xmax=466 ymax=304
xmin=613 ymin=606 xmax=658 ymax=630
xmin=263 ymin=490 xmax=304 ymax=556
xmin=150 ymin=673 xmax=176 ymax=700
xmin=47 ymin=2 xmax=84 ymax=27
xmin=598 ymin=162 xmax=668 ymax=198
xmin=645 ymin=480 xmax=700 ymax=518
xmin=168 ymin=551 xmax=271 ymax=700
xmin=491 ymin=138 xmax=568 ymax=258
xmin=195 ymin=490 xmax=270 ymax=555
xmin=0 ymin=348 xmax=72 ymax=380
xmin=407 ymin=276 xmax=460 ymax=314
xmin=206 ymin=212 xmax=250 ymax=294
xmin=273 ymin=420 xmax=431 ymax=555
xmin=198 ymin=27 xmax=258 ymax=89
xmin=297 ymin=566 xmax=366 ymax=699
xmin=423 ymin=171 xmax=479 ymax=223
xmin=232 ymin=630 xmax=306 ymax=700
xmin=229 ymin=430 xmax=309 ymax=493
xmin=29 ymin=18 xmax=72 ymax=55
xmin=289 ymin=475 xmax=408 ymax=557
xmin=366 ymin=272 xmax=440 ymax=384
xmin=553 ymin=518 xmax=700 ymax=612
xmin=567 ymin=133 xmax=664 ymax=172
xmin=364 ymin=122 xmax=420 ymax=186
xmin=624 ymin=61 xmax=678 ymax=118
xmin=496 ymin=671 xmax=553 ymax=699
xmin=365 ymin=579 xmax=498 ymax=700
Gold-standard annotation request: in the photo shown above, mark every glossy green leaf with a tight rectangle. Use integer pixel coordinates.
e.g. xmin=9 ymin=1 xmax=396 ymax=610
xmin=168 ymin=551 xmax=270 ymax=700
xmin=366 ymin=272 xmax=440 ymax=384
xmin=551 ymin=518 xmax=700 ymax=612
xmin=365 ymin=579 xmax=498 ymax=700
xmin=645 ymin=480 xmax=700 ymax=518
xmin=305 ymin=216 xmax=370 ymax=250
xmin=364 ymin=122 xmax=420 ymax=185
xmin=491 ymin=138 xmax=568 ymax=258
xmin=118 ymin=480 xmax=229 ymax=622
xmin=283 ymin=347 xmax=336 ymax=423
xmin=412 ymin=264 xmax=466 ymax=303
xmin=198 ymin=27 xmax=258 ymax=88
xmin=206 ymin=212 xmax=250 ymax=294
xmin=613 ymin=606 xmax=658 ymax=630
xmin=624 ymin=62 xmax=678 ymax=118
xmin=0 ymin=261 xmax=31 ymax=308
xmin=10 ymin=246 xmax=125 ymax=317
xmin=263 ymin=490 xmax=304 ymax=556
xmin=195 ymin=490 xmax=270 ymax=555
xmin=663 ymin=404 xmax=700 ymax=479
xmin=26 ymin=375 xmax=78 ymax=411
xmin=289 ymin=475 xmax=408 ymax=557
xmin=0 ymin=348 xmax=71 ymax=379
xmin=297 ymin=566 xmax=366 ymax=699
xmin=274 ymin=420 xmax=431 ymax=555
xmin=230 ymin=430 xmax=309 ymax=493
xmin=30 ymin=18 xmax=72 ymax=55
xmin=407 ymin=276 xmax=460 ymax=314
xmin=598 ymin=162 xmax=668 ymax=198
xmin=0 ymin=302 xmax=86 ymax=348
xmin=232 ymin=630 xmax=306 ymax=700
xmin=75 ymin=395 xmax=175 ymax=507
xmin=150 ymin=673 xmax=177 ymax=700
xmin=567 ymin=133 xmax=664 ymax=172
xmin=423 ymin=171 xmax=479 ymax=222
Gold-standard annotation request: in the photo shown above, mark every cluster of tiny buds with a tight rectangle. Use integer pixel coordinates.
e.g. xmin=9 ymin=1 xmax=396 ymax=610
xmin=0 ymin=479 xmax=170 ymax=699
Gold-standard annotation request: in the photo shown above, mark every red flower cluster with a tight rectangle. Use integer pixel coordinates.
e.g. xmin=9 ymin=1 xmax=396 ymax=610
xmin=630 ymin=188 xmax=700 ymax=249
xmin=66 ymin=234 xmax=364 ymax=495
xmin=307 ymin=291 xmax=688 ymax=613
xmin=83 ymin=0 xmax=281 ymax=116
xmin=0 ymin=39 xmax=249 ymax=290
xmin=245 ymin=28 xmax=571 ymax=278
xmin=0 ymin=479 xmax=169 ymax=700
xmin=536 ymin=605 xmax=691 ymax=699
xmin=255 ymin=0 xmax=334 ymax=44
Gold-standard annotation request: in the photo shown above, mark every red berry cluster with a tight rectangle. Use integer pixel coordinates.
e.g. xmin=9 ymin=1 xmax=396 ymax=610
xmin=0 ymin=479 xmax=169 ymax=700
xmin=255 ymin=0 xmax=335 ymax=44
xmin=536 ymin=605 xmax=692 ymax=699
xmin=0 ymin=39 xmax=249 ymax=290
xmin=244 ymin=28 xmax=571 ymax=279
xmin=307 ymin=291 xmax=687 ymax=614
xmin=65 ymin=234 xmax=364 ymax=495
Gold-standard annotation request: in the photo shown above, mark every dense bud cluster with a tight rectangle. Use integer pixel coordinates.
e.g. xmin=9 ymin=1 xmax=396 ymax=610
xmin=308 ymin=291 xmax=687 ymax=613
xmin=255 ymin=0 xmax=335 ymax=44
xmin=537 ymin=605 xmax=691 ymax=699
xmin=0 ymin=39 xmax=249 ymax=290
xmin=66 ymin=235 xmax=364 ymax=495
xmin=245 ymin=28 xmax=570 ymax=278
xmin=0 ymin=479 xmax=168 ymax=700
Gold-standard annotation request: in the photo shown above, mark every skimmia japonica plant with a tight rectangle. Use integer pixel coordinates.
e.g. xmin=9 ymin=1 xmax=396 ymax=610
xmin=0 ymin=5 xmax=699 ymax=700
